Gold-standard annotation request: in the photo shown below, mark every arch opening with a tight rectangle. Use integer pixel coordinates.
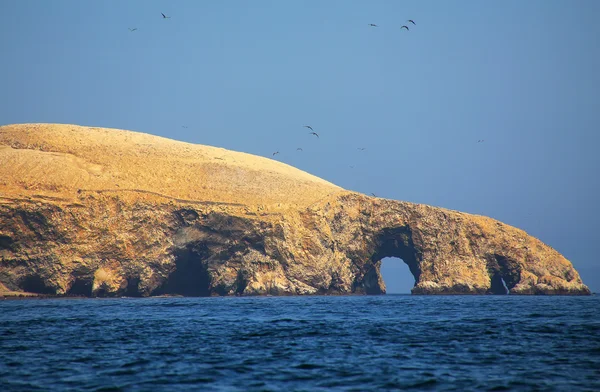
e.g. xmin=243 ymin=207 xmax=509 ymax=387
xmin=380 ymin=257 xmax=416 ymax=294
xmin=360 ymin=226 xmax=421 ymax=295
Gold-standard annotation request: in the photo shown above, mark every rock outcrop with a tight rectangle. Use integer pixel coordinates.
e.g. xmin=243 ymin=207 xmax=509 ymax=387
xmin=0 ymin=124 xmax=590 ymax=297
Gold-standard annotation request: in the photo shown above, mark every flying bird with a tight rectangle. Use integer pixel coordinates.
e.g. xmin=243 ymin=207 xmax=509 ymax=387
xmin=296 ymin=148 xmax=303 ymax=151
xmin=272 ymin=151 xmax=280 ymax=156
xmin=401 ymin=25 xmax=409 ymax=30
xmin=161 ymin=13 xmax=170 ymax=19
xmin=407 ymin=19 xmax=416 ymax=25
xmin=181 ymin=125 xmax=188 ymax=129
xmin=357 ymin=147 xmax=366 ymax=151
xmin=368 ymin=24 xmax=378 ymax=27
xmin=303 ymin=125 xmax=314 ymax=131
xmin=477 ymin=139 xmax=485 ymax=143
xmin=371 ymin=193 xmax=377 ymax=197
xmin=128 ymin=28 xmax=138 ymax=32
xmin=309 ymin=132 xmax=319 ymax=138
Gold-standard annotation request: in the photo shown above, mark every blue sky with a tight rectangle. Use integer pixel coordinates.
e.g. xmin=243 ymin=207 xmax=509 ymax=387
xmin=1 ymin=1 xmax=598 ymax=293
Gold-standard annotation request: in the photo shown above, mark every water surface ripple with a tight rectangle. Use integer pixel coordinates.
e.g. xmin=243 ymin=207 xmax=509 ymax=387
xmin=1 ymin=295 xmax=599 ymax=391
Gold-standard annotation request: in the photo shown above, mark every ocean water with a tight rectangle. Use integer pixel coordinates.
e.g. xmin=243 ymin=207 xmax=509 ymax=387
xmin=1 ymin=295 xmax=598 ymax=391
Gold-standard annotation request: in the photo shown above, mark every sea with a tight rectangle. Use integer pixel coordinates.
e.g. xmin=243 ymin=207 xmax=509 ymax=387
xmin=1 ymin=295 xmax=598 ymax=391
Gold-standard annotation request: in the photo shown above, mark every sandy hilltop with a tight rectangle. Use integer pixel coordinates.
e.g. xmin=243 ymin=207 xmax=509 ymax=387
xmin=0 ymin=123 xmax=343 ymax=209
xmin=0 ymin=124 xmax=590 ymax=297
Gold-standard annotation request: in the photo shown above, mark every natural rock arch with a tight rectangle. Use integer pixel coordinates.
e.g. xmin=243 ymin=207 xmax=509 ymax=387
xmin=357 ymin=225 xmax=523 ymax=295
xmin=378 ymin=257 xmax=418 ymax=293
xmin=0 ymin=124 xmax=590 ymax=297
xmin=353 ymin=226 xmax=422 ymax=295
xmin=0 ymin=191 xmax=591 ymax=297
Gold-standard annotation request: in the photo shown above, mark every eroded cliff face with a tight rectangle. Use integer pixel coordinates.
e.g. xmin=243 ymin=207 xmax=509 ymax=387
xmin=0 ymin=124 xmax=590 ymax=296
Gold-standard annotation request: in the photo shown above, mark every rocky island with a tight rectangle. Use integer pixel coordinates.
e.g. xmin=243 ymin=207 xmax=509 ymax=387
xmin=0 ymin=124 xmax=590 ymax=297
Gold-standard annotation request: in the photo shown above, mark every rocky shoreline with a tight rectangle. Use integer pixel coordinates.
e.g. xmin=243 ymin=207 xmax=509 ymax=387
xmin=0 ymin=192 xmax=590 ymax=297
xmin=0 ymin=124 xmax=590 ymax=297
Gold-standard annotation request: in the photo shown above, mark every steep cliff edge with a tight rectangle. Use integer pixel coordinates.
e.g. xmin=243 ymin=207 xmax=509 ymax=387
xmin=0 ymin=124 xmax=590 ymax=296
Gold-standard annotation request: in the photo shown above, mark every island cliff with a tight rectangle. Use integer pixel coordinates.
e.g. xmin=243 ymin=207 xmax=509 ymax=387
xmin=0 ymin=124 xmax=590 ymax=297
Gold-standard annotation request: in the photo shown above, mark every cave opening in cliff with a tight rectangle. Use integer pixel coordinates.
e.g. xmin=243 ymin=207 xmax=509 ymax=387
xmin=124 ymin=277 xmax=142 ymax=297
xmin=153 ymin=246 xmax=211 ymax=296
xmin=487 ymin=254 xmax=520 ymax=295
xmin=489 ymin=273 xmax=510 ymax=295
xmin=20 ymin=275 xmax=55 ymax=295
xmin=68 ymin=277 xmax=93 ymax=297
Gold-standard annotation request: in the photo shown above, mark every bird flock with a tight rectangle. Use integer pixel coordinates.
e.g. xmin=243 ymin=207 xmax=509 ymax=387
xmin=126 ymin=12 xmax=486 ymax=197
xmin=266 ymin=19 xmax=418 ymax=162
xmin=270 ymin=123 xmax=370 ymax=158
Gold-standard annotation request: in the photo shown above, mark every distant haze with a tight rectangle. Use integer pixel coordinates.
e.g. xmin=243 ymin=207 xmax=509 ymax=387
xmin=1 ymin=1 xmax=598 ymax=292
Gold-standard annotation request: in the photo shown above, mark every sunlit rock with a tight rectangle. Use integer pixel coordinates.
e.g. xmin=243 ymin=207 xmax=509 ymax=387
xmin=0 ymin=124 xmax=590 ymax=296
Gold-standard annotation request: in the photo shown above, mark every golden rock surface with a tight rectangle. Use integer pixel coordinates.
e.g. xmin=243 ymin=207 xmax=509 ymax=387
xmin=0 ymin=124 xmax=590 ymax=297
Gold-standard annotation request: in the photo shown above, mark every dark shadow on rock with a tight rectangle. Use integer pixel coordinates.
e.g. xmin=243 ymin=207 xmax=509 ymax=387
xmin=153 ymin=246 xmax=211 ymax=296
xmin=486 ymin=254 xmax=521 ymax=294
xmin=20 ymin=275 xmax=54 ymax=295
xmin=68 ymin=277 xmax=93 ymax=297
xmin=124 ymin=277 xmax=142 ymax=297
xmin=0 ymin=235 xmax=18 ymax=252
xmin=235 ymin=269 xmax=248 ymax=295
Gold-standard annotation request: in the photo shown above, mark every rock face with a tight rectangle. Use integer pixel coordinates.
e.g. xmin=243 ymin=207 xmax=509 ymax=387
xmin=0 ymin=124 xmax=590 ymax=296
